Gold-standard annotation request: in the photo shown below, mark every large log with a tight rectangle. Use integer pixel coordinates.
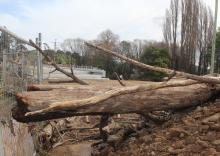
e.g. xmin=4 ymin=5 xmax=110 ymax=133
xmin=12 ymin=79 xmax=220 ymax=123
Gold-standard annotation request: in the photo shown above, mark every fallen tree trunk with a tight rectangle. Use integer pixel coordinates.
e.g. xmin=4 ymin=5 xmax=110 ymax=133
xmin=85 ymin=42 xmax=220 ymax=84
xmin=48 ymin=79 xmax=76 ymax=84
xmin=29 ymin=40 xmax=88 ymax=85
xmin=12 ymin=79 xmax=220 ymax=122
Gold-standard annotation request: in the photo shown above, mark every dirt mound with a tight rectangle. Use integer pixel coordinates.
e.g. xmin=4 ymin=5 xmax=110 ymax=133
xmin=94 ymin=100 xmax=220 ymax=156
xmin=30 ymin=91 xmax=220 ymax=156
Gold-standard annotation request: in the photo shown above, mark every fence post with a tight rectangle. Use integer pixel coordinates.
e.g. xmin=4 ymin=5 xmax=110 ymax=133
xmin=36 ymin=37 xmax=41 ymax=83
xmin=38 ymin=33 xmax=43 ymax=81
xmin=2 ymin=32 xmax=7 ymax=90
xmin=2 ymin=49 xmax=6 ymax=88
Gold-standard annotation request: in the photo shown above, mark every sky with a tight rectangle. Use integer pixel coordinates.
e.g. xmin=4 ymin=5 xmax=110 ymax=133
xmin=0 ymin=0 xmax=219 ymax=47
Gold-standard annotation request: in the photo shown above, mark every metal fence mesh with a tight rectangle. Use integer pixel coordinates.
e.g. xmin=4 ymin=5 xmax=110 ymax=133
xmin=0 ymin=30 xmax=38 ymax=101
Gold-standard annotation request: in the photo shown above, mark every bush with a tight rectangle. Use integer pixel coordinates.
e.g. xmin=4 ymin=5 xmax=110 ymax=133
xmin=138 ymin=47 xmax=170 ymax=81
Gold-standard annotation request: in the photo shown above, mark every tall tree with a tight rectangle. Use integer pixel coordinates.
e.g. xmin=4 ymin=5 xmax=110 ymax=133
xmin=198 ymin=5 xmax=213 ymax=74
xmin=96 ymin=29 xmax=119 ymax=78
xmin=163 ymin=0 xmax=213 ymax=74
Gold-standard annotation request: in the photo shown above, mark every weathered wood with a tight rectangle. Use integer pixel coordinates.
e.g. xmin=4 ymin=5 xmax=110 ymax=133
xmin=113 ymin=72 xmax=126 ymax=86
xmin=27 ymin=85 xmax=53 ymax=91
xmin=85 ymin=42 xmax=220 ymax=84
xmin=29 ymin=40 xmax=88 ymax=85
xmin=48 ymin=79 xmax=76 ymax=84
xmin=12 ymin=79 xmax=220 ymax=123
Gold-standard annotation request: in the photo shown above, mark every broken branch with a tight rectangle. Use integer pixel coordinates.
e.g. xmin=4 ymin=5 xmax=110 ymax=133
xmin=29 ymin=40 xmax=88 ymax=85
xmin=85 ymin=42 xmax=220 ymax=84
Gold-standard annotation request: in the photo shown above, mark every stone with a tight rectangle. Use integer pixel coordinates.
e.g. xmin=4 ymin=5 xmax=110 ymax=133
xmin=140 ymin=135 xmax=153 ymax=144
xmin=206 ymin=148 xmax=217 ymax=155
xmin=212 ymin=140 xmax=220 ymax=145
xmin=169 ymin=127 xmax=189 ymax=139
xmin=199 ymin=125 xmax=209 ymax=132
xmin=196 ymin=138 xmax=209 ymax=148
xmin=172 ymin=140 xmax=185 ymax=149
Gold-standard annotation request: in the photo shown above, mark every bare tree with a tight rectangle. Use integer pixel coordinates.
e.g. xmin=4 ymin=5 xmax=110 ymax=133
xmin=164 ymin=0 xmax=213 ymax=74
xmin=61 ymin=38 xmax=85 ymax=56
xmin=97 ymin=29 xmax=119 ymax=50
xmin=198 ymin=4 xmax=214 ymax=74
xmin=163 ymin=0 xmax=179 ymax=69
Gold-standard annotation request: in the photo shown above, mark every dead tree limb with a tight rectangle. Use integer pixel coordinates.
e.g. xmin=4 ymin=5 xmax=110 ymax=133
xmin=114 ymin=72 xmax=126 ymax=86
xmin=48 ymin=79 xmax=76 ymax=84
xmin=29 ymin=40 xmax=88 ymax=85
xmin=49 ymin=68 xmax=57 ymax=74
xmin=85 ymin=42 xmax=220 ymax=84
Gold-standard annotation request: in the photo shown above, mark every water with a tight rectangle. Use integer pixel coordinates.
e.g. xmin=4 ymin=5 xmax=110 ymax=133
xmin=0 ymin=98 xmax=36 ymax=156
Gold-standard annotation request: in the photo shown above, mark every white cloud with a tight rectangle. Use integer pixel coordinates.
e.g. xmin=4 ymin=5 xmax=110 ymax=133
xmin=0 ymin=0 xmax=219 ymax=47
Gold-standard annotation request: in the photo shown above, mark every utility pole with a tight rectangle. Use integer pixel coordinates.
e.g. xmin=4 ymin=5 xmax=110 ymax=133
xmin=211 ymin=0 xmax=219 ymax=74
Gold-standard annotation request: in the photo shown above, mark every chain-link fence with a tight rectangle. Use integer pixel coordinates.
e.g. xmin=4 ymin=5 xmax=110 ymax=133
xmin=0 ymin=28 xmax=38 ymax=101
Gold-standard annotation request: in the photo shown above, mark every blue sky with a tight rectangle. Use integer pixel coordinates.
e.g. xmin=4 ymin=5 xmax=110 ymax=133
xmin=0 ymin=0 xmax=219 ymax=47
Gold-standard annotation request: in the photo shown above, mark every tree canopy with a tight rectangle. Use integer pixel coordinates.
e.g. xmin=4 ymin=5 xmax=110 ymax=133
xmin=138 ymin=47 xmax=171 ymax=81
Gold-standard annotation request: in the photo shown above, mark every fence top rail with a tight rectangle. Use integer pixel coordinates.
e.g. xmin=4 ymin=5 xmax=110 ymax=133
xmin=0 ymin=26 xmax=31 ymax=46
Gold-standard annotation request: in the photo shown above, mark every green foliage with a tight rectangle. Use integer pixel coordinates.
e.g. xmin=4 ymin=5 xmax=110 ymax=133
xmin=138 ymin=47 xmax=171 ymax=81
xmin=43 ymin=50 xmax=81 ymax=65
xmin=91 ymin=53 xmax=117 ymax=79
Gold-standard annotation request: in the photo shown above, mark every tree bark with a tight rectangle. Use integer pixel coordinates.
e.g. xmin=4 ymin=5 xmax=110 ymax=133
xmin=12 ymin=79 xmax=220 ymax=123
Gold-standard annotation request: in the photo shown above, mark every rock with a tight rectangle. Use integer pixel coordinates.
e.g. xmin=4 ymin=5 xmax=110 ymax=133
xmin=202 ymin=107 xmax=210 ymax=116
xmin=209 ymin=123 xmax=220 ymax=131
xmin=48 ymin=143 xmax=92 ymax=156
xmin=206 ymin=148 xmax=217 ymax=155
xmin=187 ymin=144 xmax=203 ymax=153
xmin=168 ymin=147 xmax=183 ymax=155
xmin=151 ymin=151 xmax=155 ymax=155
xmin=168 ymin=127 xmax=189 ymax=139
xmin=172 ymin=140 xmax=185 ymax=149
xmin=196 ymin=106 xmax=202 ymax=112
xmin=140 ymin=135 xmax=153 ymax=144
xmin=154 ymin=137 xmax=163 ymax=142
xmin=215 ymin=145 xmax=220 ymax=152
xmin=199 ymin=125 xmax=209 ymax=132
xmin=212 ymin=140 xmax=220 ymax=145
xmin=179 ymin=133 xmax=185 ymax=138
xmin=185 ymin=136 xmax=196 ymax=145
xmin=201 ymin=132 xmax=217 ymax=142
xmin=196 ymin=138 xmax=209 ymax=148
xmin=182 ymin=116 xmax=195 ymax=126
xmin=202 ymin=112 xmax=220 ymax=123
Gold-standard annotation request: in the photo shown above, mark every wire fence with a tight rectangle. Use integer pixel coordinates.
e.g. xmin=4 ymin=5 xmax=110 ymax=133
xmin=0 ymin=28 xmax=38 ymax=101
